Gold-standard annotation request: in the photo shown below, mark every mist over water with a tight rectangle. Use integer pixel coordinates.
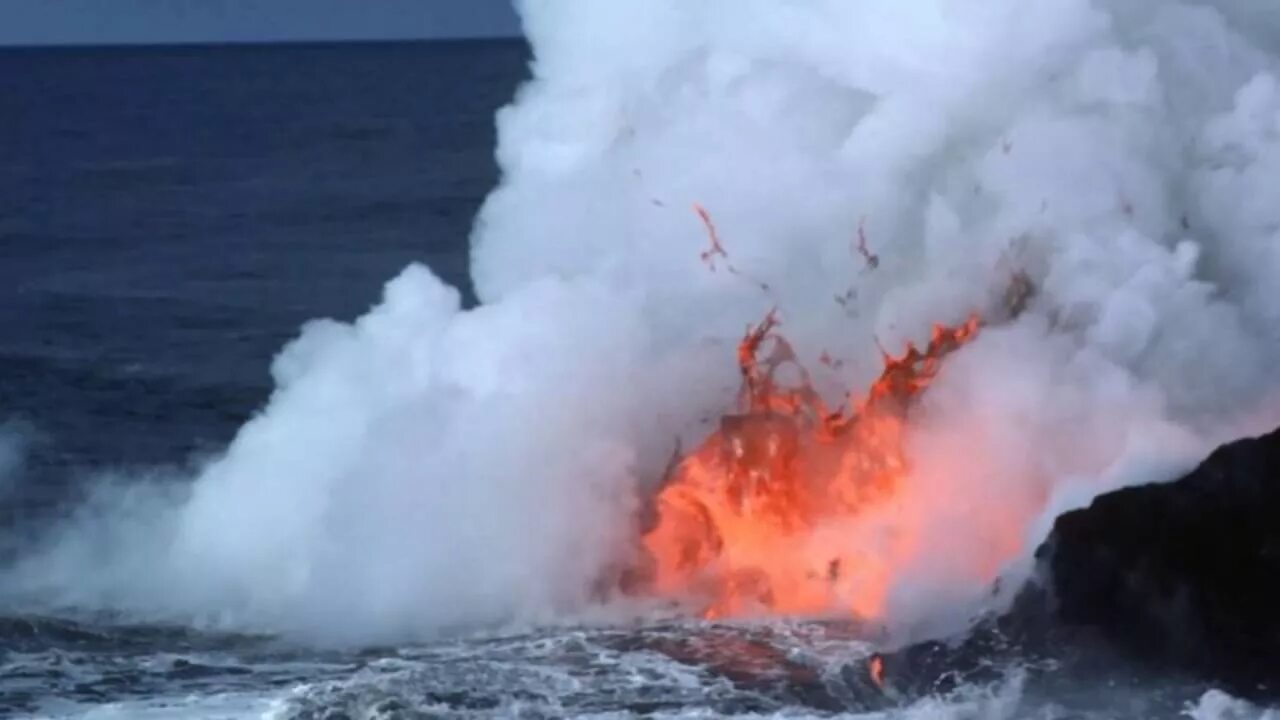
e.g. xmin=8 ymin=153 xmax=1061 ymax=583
xmin=0 ymin=423 xmax=24 ymax=475
xmin=0 ymin=422 xmax=29 ymax=511
xmin=5 ymin=0 xmax=1280 ymax=648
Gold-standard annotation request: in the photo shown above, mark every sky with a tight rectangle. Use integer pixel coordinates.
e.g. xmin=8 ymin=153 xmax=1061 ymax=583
xmin=0 ymin=0 xmax=521 ymax=46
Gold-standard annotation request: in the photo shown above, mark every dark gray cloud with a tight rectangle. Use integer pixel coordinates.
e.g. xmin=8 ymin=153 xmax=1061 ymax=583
xmin=0 ymin=0 xmax=521 ymax=46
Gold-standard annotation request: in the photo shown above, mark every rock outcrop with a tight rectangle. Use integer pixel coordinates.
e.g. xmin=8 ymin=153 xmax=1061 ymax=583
xmin=1042 ymin=425 xmax=1280 ymax=696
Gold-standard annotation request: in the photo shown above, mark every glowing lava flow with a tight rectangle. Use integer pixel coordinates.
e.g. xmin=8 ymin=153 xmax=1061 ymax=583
xmin=640 ymin=312 xmax=980 ymax=620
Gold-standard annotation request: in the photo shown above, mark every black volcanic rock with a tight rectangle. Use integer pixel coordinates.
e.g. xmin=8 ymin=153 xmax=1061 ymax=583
xmin=862 ymin=426 xmax=1280 ymax=708
xmin=1041 ymin=425 xmax=1280 ymax=696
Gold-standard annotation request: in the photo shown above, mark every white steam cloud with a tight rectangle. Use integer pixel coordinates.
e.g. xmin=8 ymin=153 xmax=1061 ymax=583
xmin=5 ymin=0 xmax=1280 ymax=643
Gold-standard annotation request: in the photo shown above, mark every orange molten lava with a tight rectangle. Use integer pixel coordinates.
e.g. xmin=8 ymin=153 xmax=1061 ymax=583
xmin=640 ymin=311 xmax=980 ymax=620
xmin=869 ymin=654 xmax=886 ymax=689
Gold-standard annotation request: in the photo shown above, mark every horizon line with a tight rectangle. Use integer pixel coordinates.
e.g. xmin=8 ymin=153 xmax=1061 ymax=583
xmin=0 ymin=32 xmax=525 ymax=51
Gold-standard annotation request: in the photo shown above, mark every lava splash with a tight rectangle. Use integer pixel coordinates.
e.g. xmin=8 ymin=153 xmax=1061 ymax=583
xmin=640 ymin=311 xmax=981 ymax=621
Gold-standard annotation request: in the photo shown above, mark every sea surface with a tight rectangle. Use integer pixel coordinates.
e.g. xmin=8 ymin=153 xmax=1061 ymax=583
xmin=0 ymin=40 xmax=1270 ymax=719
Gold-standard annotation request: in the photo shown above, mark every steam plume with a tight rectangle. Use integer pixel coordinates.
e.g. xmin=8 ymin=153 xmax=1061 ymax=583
xmin=4 ymin=0 xmax=1280 ymax=642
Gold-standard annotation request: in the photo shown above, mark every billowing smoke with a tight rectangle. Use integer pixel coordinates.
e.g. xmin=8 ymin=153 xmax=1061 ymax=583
xmin=5 ymin=0 xmax=1280 ymax=643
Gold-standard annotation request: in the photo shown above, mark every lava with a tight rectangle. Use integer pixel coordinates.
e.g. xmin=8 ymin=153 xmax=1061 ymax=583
xmin=868 ymin=654 xmax=886 ymax=689
xmin=639 ymin=310 xmax=981 ymax=620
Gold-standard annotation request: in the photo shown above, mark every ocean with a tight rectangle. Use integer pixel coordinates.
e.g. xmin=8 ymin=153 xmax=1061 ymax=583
xmin=0 ymin=40 xmax=514 ymax=513
xmin=0 ymin=40 xmax=524 ymax=717
xmin=0 ymin=39 xmax=1271 ymax=720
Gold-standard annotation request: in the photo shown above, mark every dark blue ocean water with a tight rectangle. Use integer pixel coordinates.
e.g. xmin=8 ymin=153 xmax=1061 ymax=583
xmin=0 ymin=40 xmax=525 ymax=517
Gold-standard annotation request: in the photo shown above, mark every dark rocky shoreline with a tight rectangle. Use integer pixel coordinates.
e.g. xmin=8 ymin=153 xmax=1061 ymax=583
xmin=1044 ymin=425 xmax=1280 ymax=697
xmin=877 ymin=425 xmax=1280 ymax=704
